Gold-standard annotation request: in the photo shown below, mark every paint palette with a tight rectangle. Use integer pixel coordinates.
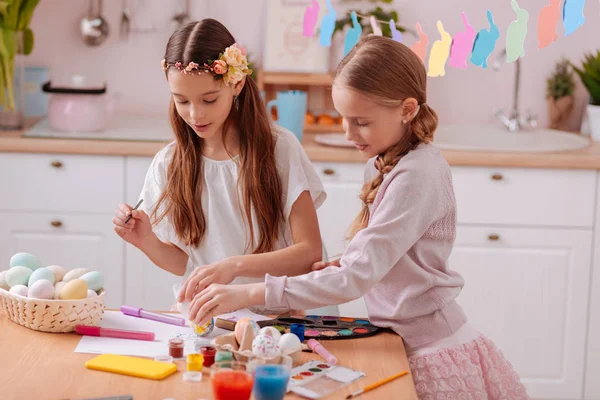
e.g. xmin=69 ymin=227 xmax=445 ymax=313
xmin=257 ymin=315 xmax=382 ymax=340
xmin=288 ymin=361 xmax=365 ymax=399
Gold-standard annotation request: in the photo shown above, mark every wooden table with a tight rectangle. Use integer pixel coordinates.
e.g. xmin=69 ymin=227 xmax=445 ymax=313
xmin=0 ymin=313 xmax=417 ymax=400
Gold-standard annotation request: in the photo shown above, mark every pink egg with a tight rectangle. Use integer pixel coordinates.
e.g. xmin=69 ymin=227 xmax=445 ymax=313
xmin=234 ymin=318 xmax=260 ymax=344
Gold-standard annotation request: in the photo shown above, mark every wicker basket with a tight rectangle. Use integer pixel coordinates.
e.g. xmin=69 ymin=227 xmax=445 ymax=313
xmin=0 ymin=288 xmax=106 ymax=333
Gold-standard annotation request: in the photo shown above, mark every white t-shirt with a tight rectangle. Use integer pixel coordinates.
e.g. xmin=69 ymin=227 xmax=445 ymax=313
xmin=138 ymin=125 xmax=326 ymax=286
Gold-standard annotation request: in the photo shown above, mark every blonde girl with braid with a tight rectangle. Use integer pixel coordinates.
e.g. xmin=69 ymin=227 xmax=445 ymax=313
xmin=184 ymin=36 xmax=528 ymax=399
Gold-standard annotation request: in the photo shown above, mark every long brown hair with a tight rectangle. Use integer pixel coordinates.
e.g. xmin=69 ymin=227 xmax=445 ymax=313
xmin=154 ymin=19 xmax=284 ymax=253
xmin=338 ymin=36 xmax=439 ymax=239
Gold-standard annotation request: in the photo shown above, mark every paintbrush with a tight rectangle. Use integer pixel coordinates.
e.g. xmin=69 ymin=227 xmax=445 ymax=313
xmin=346 ymin=371 xmax=409 ymax=399
xmin=124 ymin=199 xmax=144 ymax=224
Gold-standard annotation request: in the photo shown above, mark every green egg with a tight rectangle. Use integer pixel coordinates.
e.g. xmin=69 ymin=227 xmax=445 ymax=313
xmin=10 ymin=252 xmax=41 ymax=271
xmin=6 ymin=266 xmax=33 ymax=287
xmin=79 ymin=271 xmax=104 ymax=291
xmin=28 ymin=267 xmax=55 ymax=287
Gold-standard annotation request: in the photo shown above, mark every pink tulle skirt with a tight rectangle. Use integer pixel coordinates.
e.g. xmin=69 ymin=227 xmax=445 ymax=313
xmin=408 ymin=328 xmax=529 ymax=399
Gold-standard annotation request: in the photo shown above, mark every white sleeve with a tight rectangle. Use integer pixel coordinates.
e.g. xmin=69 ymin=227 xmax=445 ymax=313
xmin=274 ymin=126 xmax=326 ymax=220
xmin=137 ymin=143 xmax=189 ymax=256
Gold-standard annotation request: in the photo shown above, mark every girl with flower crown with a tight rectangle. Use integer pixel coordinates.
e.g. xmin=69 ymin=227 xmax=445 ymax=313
xmin=112 ymin=19 xmax=326 ymax=313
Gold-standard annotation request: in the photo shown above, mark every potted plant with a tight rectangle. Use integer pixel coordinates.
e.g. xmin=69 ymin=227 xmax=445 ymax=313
xmin=0 ymin=0 xmax=40 ymax=130
xmin=572 ymin=50 xmax=600 ymax=140
xmin=546 ymin=58 xmax=575 ymax=131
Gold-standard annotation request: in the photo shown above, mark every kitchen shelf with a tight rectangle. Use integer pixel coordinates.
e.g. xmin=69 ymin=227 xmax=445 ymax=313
xmin=258 ymin=71 xmax=333 ymax=87
xmin=305 ymin=124 xmax=344 ymax=133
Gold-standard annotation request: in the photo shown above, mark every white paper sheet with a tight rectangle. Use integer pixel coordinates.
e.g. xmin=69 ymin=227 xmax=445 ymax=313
xmin=74 ymin=309 xmax=270 ymax=358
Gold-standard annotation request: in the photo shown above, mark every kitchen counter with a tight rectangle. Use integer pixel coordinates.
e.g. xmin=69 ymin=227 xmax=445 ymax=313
xmin=2 ymin=121 xmax=600 ymax=169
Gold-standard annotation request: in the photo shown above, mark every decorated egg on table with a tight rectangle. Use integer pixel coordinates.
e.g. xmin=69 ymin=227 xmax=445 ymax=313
xmin=191 ymin=318 xmax=215 ymax=337
xmin=252 ymin=334 xmax=281 ymax=359
xmin=0 ymin=270 xmax=9 ymax=291
xmin=54 ymin=282 xmax=66 ymax=299
xmin=80 ymin=271 xmax=104 ymax=291
xmin=46 ymin=265 xmax=67 ymax=283
xmin=5 ymin=266 xmax=32 ymax=287
xmin=28 ymin=267 xmax=55 ymax=287
xmin=9 ymin=284 xmax=28 ymax=297
xmin=29 ymin=280 xmax=55 ymax=299
xmin=10 ymin=252 xmax=41 ymax=270
xmin=234 ymin=318 xmax=260 ymax=344
xmin=278 ymin=333 xmax=302 ymax=355
xmin=62 ymin=268 xmax=90 ymax=283
xmin=259 ymin=326 xmax=282 ymax=343
xmin=59 ymin=279 xmax=88 ymax=300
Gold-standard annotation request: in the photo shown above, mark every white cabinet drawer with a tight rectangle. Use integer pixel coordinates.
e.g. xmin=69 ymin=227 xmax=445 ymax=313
xmin=312 ymin=162 xmax=365 ymax=183
xmin=0 ymin=153 xmax=124 ymax=213
xmin=452 ymin=167 xmax=596 ymax=227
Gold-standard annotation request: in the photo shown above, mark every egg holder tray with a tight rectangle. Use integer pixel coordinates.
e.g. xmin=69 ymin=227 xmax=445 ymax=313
xmin=0 ymin=288 xmax=106 ymax=333
xmin=210 ymin=332 xmax=304 ymax=365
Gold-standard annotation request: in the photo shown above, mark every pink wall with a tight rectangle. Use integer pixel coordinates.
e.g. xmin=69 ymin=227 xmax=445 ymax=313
xmin=27 ymin=0 xmax=600 ymax=130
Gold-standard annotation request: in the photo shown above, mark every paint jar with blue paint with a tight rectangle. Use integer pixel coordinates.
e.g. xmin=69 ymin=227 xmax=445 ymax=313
xmin=290 ymin=323 xmax=305 ymax=342
xmin=250 ymin=355 xmax=292 ymax=400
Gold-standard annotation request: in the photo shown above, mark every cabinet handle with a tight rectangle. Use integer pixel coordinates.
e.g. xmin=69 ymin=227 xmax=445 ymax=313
xmin=323 ymin=168 xmax=335 ymax=176
xmin=50 ymin=160 xmax=63 ymax=168
xmin=488 ymin=234 xmax=500 ymax=241
xmin=491 ymin=173 xmax=503 ymax=181
xmin=50 ymin=220 xmax=63 ymax=228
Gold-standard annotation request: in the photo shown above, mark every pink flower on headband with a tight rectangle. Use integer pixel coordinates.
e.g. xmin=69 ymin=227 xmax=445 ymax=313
xmin=185 ymin=62 xmax=200 ymax=72
xmin=213 ymin=60 xmax=227 ymax=75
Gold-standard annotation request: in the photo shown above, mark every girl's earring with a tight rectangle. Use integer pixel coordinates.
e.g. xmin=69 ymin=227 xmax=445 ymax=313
xmin=402 ymin=120 xmax=407 ymax=124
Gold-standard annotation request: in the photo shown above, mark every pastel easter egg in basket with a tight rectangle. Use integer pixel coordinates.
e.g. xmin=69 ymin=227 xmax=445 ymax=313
xmin=79 ymin=271 xmax=104 ymax=291
xmin=28 ymin=267 xmax=55 ymax=287
xmin=0 ymin=270 xmax=9 ymax=290
xmin=5 ymin=266 xmax=32 ymax=287
xmin=10 ymin=252 xmax=41 ymax=271
xmin=54 ymin=281 xmax=66 ymax=299
xmin=28 ymin=280 xmax=55 ymax=300
xmin=46 ymin=265 xmax=67 ymax=283
xmin=8 ymin=284 xmax=28 ymax=297
xmin=59 ymin=279 xmax=88 ymax=300
xmin=63 ymin=268 xmax=90 ymax=283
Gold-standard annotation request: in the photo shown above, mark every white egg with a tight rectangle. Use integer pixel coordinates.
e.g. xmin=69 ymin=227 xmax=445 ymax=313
xmin=54 ymin=281 xmax=67 ymax=299
xmin=28 ymin=280 xmax=55 ymax=299
xmin=278 ymin=333 xmax=302 ymax=355
xmin=87 ymin=289 xmax=98 ymax=298
xmin=9 ymin=284 xmax=28 ymax=297
xmin=0 ymin=270 xmax=10 ymax=291
xmin=252 ymin=334 xmax=281 ymax=359
xmin=259 ymin=326 xmax=282 ymax=343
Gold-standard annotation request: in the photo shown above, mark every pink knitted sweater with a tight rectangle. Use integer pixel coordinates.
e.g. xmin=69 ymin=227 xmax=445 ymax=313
xmin=265 ymin=144 xmax=468 ymax=349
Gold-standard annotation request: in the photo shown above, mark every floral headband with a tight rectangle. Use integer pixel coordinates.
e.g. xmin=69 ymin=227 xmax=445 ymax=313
xmin=161 ymin=43 xmax=252 ymax=86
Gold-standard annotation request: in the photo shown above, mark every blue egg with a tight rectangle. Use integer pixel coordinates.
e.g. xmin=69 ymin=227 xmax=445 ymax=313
xmin=79 ymin=271 xmax=104 ymax=291
xmin=28 ymin=267 xmax=55 ymax=287
xmin=10 ymin=252 xmax=42 ymax=271
xmin=6 ymin=266 xmax=32 ymax=287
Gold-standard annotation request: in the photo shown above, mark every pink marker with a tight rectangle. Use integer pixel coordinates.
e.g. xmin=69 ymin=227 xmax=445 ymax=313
xmin=75 ymin=325 xmax=155 ymax=341
xmin=307 ymin=339 xmax=337 ymax=365
xmin=121 ymin=305 xmax=186 ymax=326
